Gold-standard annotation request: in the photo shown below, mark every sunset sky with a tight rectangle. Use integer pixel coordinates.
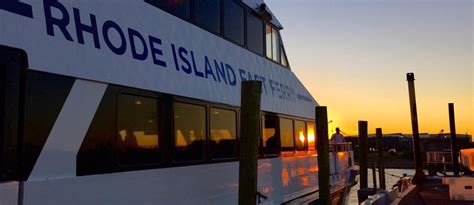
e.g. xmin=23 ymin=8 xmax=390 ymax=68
xmin=268 ymin=0 xmax=473 ymax=136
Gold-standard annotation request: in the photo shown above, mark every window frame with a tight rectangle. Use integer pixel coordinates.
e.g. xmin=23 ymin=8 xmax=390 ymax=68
xmin=294 ymin=120 xmax=308 ymax=153
xmin=259 ymin=112 xmax=315 ymax=157
xmin=115 ymin=91 xmax=164 ymax=168
xmin=279 ymin=117 xmax=295 ymax=154
xmin=77 ymin=82 xmax=318 ymax=175
xmin=265 ymin=23 xmax=273 ymax=60
xmin=145 ymin=0 xmax=192 ymax=21
xmin=145 ymin=0 xmax=291 ymax=69
xmin=222 ymin=0 xmax=246 ymax=47
xmin=193 ymin=0 xmax=222 ymax=35
xmin=171 ymin=100 xmax=209 ymax=164
xmin=280 ymin=39 xmax=290 ymax=68
xmin=245 ymin=10 xmax=265 ymax=57
xmin=271 ymin=26 xmax=281 ymax=63
xmin=264 ymin=22 xmax=290 ymax=67
xmin=306 ymin=121 xmax=316 ymax=153
xmin=260 ymin=113 xmax=281 ymax=158
xmin=171 ymin=97 xmax=240 ymax=164
xmin=209 ymin=106 xmax=239 ymax=161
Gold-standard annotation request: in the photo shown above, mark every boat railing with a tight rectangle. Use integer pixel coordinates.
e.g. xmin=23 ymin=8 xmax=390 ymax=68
xmin=426 ymin=151 xmax=456 ymax=175
xmin=329 ymin=142 xmax=353 ymax=153
xmin=426 ymin=151 xmax=452 ymax=165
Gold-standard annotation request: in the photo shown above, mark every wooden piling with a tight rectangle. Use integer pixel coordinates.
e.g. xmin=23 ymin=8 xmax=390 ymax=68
xmin=372 ymin=160 xmax=377 ymax=190
xmin=238 ymin=81 xmax=262 ymax=205
xmin=358 ymin=158 xmax=377 ymax=203
xmin=359 ymin=121 xmax=369 ymax=189
xmin=316 ymin=106 xmax=330 ymax=205
xmin=406 ymin=73 xmax=426 ymax=184
xmin=449 ymin=103 xmax=460 ymax=176
xmin=376 ymin=128 xmax=386 ymax=190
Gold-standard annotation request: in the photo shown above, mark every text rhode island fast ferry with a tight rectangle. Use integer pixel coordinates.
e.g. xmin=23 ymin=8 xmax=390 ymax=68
xmin=0 ymin=0 xmax=356 ymax=204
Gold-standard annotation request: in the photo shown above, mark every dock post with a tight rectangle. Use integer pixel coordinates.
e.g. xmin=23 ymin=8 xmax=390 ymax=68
xmin=316 ymin=106 xmax=330 ymax=205
xmin=359 ymin=121 xmax=369 ymax=189
xmin=376 ymin=128 xmax=386 ymax=190
xmin=406 ymin=73 xmax=426 ymax=184
xmin=449 ymin=103 xmax=460 ymax=176
xmin=372 ymin=160 xmax=377 ymax=190
xmin=238 ymin=81 xmax=262 ymax=205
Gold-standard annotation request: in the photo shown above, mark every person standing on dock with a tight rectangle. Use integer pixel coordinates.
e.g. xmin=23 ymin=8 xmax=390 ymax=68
xmin=331 ymin=127 xmax=345 ymax=144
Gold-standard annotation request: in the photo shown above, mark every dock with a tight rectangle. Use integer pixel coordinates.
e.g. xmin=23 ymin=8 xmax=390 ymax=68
xmin=356 ymin=73 xmax=474 ymax=205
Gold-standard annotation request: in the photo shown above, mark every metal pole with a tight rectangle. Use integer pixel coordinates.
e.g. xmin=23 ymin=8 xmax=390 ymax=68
xmin=449 ymin=103 xmax=460 ymax=176
xmin=238 ymin=81 xmax=262 ymax=205
xmin=359 ymin=121 xmax=369 ymax=189
xmin=406 ymin=73 xmax=426 ymax=184
xmin=316 ymin=106 xmax=330 ymax=205
xmin=376 ymin=128 xmax=386 ymax=190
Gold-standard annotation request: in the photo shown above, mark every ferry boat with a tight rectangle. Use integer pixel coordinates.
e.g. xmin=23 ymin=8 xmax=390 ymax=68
xmin=0 ymin=0 xmax=356 ymax=204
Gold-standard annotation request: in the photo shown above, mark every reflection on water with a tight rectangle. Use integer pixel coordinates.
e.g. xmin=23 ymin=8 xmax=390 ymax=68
xmin=347 ymin=169 xmax=416 ymax=204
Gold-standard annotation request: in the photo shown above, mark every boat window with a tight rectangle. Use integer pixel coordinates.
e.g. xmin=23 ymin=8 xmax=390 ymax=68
xmin=265 ymin=24 xmax=272 ymax=59
xmin=294 ymin=120 xmax=307 ymax=151
xmin=223 ymin=0 xmax=245 ymax=46
xmin=146 ymin=0 xmax=191 ymax=20
xmin=262 ymin=115 xmax=279 ymax=156
xmin=271 ymin=27 xmax=281 ymax=63
xmin=0 ymin=65 xmax=4 ymax=149
xmin=117 ymin=94 xmax=160 ymax=166
xmin=246 ymin=12 xmax=264 ymax=55
xmin=210 ymin=108 xmax=237 ymax=159
xmin=194 ymin=0 xmax=221 ymax=34
xmin=23 ymin=71 xmax=75 ymax=178
xmin=281 ymin=44 xmax=289 ymax=67
xmin=265 ymin=23 xmax=288 ymax=66
xmin=173 ymin=102 xmax=206 ymax=162
xmin=307 ymin=122 xmax=316 ymax=151
xmin=280 ymin=118 xmax=294 ymax=152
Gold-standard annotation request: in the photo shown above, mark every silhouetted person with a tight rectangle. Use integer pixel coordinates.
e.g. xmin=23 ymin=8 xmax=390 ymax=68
xmin=331 ymin=127 xmax=345 ymax=173
xmin=123 ymin=129 xmax=138 ymax=149
xmin=266 ymin=135 xmax=279 ymax=155
xmin=331 ymin=127 xmax=345 ymax=144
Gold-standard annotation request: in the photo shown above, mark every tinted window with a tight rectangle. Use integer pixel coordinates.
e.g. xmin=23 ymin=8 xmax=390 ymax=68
xmin=246 ymin=13 xmax=263 ymax=55
xmin=194 ymin=0 xmax=221 ymax=34
xmin=265 ymin=24 xmax=287 ymax=65
xmin=271 ymin=27 xmax=281 ymax=62
xmin=23 ymin=71 xmax=74 ymax=179
xmin=223 ymin=0 xmax=245 ymax=45
xmin=307 ymin=122 xmax=316 ymax=151
xmin=210 ymin=108 xmax=237 ymax=159
xmin=280 ymin=118 xmax=294 ymax=151
xmin=281 ymin=45 xmax=289 ymax=67
xmin=0 ymin=65 xmax=4 ymax=146
xmin=117 ymin=94 xmax=160 ymax=166
xmin=174 ymin=102 xmax=206 ymax=162
xmin=265 ymin=24 xmax=272 ymax=59
xmin=0 ymin=55 xmax=24 ymax=181
xmin=78 ymin=86 xmax=118 ymax=176
xmin=294 ymin=120 xmax=307 ymax=151
xmin=146 ymin=0 xmax=191 ymax=20
xmin=262 ymin=115 xmax=279 ymax=155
